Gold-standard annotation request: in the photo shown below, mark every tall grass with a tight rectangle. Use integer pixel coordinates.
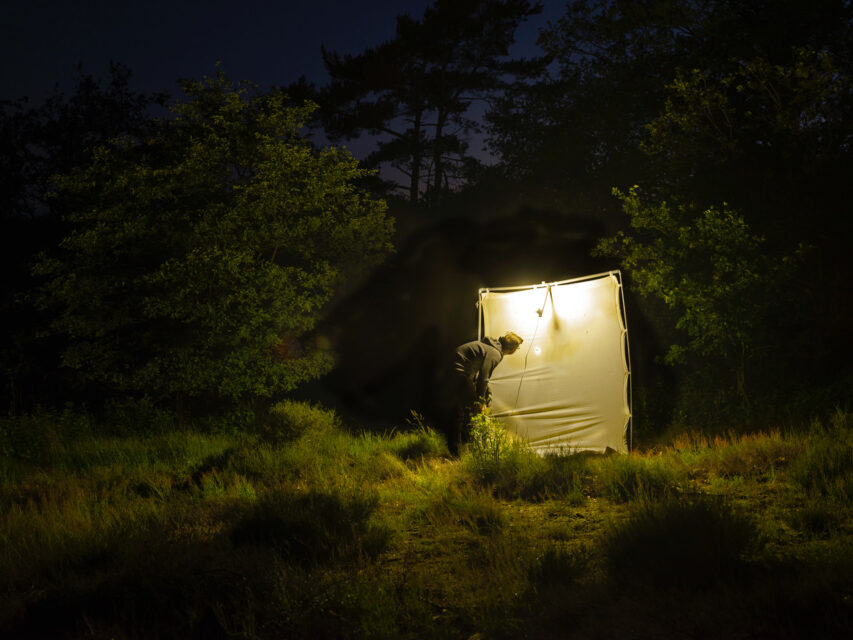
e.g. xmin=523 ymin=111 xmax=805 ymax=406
xmin=666 ymin=428 xmax=801 ymax=478
xmin=789 ymin=408 xmax=853 ymax=501
xmin=1 ymin=404 xmax=851 ymax=638
xmin=592 ymin=453 xmax=686 ymax=502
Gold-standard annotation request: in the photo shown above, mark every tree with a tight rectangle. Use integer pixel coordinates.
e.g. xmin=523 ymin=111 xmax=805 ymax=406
xmin=1 ymin=62 xmax=166 ymax=412
xmin=317 ymin=0 xmax=543 ymax=205
xmin=637 ymin=47 xmax=853 ymax=404
xmin=0 ymin=61 xmax=166 ymax=222
xmin=34 ymin=72 xmax=394 ymax=406
xmin=486 ymin=0 xmax=853 ymax=215
xmin=594 ymin=187 xmax=801 ymax=408
xmin=489 ymin=1 xmax=853 ymax=421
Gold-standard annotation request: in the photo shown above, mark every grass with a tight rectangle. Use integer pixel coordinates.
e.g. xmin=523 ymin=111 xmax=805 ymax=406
xmin=1 ymin=403 xmax=852 ymax=638
xmin=604 ymin=496 xmax=757 ymax=590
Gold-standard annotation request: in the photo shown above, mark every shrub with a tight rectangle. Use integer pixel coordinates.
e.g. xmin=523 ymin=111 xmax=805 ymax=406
xmin=461 ymin=414 xmax=591 ymax=501
xmin=101 ymin=397 xmax=177 ymax=435
xmin=463 ymin=413 xmax=533 ymax=483
xmin=260 ymin=400 xmax=341 ymax=444
xmin=466 ymin=412 xmax=515 ymax=470
xmin=605 ymin=497 xmax=758 ymax=590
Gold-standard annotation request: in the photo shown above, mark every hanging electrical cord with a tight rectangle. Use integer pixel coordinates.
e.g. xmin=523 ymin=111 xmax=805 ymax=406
xmin=514 ymin=284 xmax=551 ymax=410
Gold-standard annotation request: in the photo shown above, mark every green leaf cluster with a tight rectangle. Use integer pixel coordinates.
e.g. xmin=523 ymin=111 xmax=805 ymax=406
xmin=595 ymin=187 xmax=800 ymax=391
xmin=35 ymin=71 xmax=394 ymax=403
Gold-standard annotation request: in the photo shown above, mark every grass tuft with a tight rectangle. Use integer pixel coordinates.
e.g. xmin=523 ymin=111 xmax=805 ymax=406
xmin=594 ymin=454 xmax=684 ymax=502
xmin=789 ymin=414 xmax=853 ymax=500
xmin=789 ymin=500 xmax=844 ymax=537
xmin=229 ymin=487 xmax=390 ymax=565
xmin=605 ymin=496 xmax=758 ymax=590
xmin=421 ymin=482 xmax=506 ymax=535
xmin=388 ymin=414 xmax=449 ymax=461
xmin=529 ymin=546 xmax=591 ymax=589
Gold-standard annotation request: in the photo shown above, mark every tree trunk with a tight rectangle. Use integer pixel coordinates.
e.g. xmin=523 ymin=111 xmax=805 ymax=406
xmin=736 ymin=340 xmax=750 ymax=411
xmin=410 ymin=111 xmax=422 ymax=203
xmin=432 ymin=108 xmax=447 ymax=201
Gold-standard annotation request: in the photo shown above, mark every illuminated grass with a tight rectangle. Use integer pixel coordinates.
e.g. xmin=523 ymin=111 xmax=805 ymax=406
xmin=592 ymin=453 xmax=686 ymax=502
xmin=0 ymin=404 xmax=851 ymax=638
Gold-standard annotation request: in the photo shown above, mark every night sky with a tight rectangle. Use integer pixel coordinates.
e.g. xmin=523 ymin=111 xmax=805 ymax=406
xmin=2 ymin=0 xmax=563 ymax=105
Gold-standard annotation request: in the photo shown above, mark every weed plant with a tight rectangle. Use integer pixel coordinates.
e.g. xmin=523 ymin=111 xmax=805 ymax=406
xmin=260 ymin=399 xmax=341 ymax=444
xmin=462 ymin=412 xmax=588 ymax=501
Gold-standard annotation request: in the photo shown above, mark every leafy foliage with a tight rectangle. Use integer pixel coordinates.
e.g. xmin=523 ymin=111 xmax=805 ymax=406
xmin=486 ymin=1 xmax=853 ymax=422
xmin=595 ymin=186 xmax=800 ymax=403
xmin=35 ymin=71 xmax=394 ymax=403
xmin=465 ymin=411 xmax=519 ymax=476
xmin=1 ymin=63 xmax=167 ymax=413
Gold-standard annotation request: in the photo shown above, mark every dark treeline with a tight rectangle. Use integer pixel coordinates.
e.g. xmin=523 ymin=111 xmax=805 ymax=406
xmin=2 ymin=0 xmax=852 ymax=434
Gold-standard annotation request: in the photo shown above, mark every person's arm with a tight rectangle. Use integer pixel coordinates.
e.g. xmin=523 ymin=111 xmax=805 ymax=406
xmin=475 ymin=350 xmax=501 ymax=402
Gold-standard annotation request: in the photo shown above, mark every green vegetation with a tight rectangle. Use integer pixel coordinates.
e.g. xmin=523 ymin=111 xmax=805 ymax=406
xmin=1 ymin=3 xmax=852 ymax=637
xmin=33 ymin=71 xmax=393 ymax=404
xmin=594 ymin=187 xmax=799 ymax=403
xmin=2 ymin=404 xmax=851 ymax=638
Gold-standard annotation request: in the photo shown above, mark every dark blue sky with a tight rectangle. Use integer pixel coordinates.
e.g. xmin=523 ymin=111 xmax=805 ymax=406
xmin=2 ymin=0 xmax=564 ymax=104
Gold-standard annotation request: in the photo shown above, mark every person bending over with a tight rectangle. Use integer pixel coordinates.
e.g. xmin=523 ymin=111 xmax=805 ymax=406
xmin=451 ymin=331 xmax=523 ymax=449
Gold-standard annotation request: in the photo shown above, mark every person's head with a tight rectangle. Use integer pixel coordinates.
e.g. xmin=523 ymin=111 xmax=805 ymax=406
xmin=499 ymin=331 xmax=523 ymax=355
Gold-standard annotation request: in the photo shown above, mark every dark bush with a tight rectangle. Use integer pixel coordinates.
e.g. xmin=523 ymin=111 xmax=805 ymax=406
xmin=605 ymin=497 xmax=758 ymax=590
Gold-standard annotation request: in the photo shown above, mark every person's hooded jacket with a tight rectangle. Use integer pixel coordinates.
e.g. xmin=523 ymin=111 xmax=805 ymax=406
xmin=454 ymin=337 xmax=503 ymax=400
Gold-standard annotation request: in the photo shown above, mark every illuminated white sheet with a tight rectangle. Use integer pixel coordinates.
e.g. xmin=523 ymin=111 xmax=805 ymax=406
xmin=480 ymin=272 xmax=631 ymax=453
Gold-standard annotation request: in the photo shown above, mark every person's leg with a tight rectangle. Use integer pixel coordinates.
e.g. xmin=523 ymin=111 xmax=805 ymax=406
xmin=452 ymin=378 xmax=476 ymax=454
